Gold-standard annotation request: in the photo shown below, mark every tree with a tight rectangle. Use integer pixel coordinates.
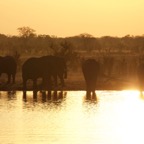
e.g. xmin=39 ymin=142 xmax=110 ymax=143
xmin=78 ymin=33 xmax=101 ymax=52
xmin=17 ymin=26 xmax=36 ymax=38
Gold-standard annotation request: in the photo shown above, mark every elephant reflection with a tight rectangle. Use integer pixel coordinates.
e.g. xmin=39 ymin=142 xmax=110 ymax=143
xmin=22 ymin=55 xmax=67 ymax=98
xmin=0 ymin=56 xmax=17 ymax=84
xmin=82 ymin=59 xmax=100 ymax=100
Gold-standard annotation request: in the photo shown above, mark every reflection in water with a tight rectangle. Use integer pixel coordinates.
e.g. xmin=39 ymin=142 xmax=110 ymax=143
xmin=0 ymin=90 xmax=144 ymax=144
xmin=23 ymin=90 xmax=67 ymax=103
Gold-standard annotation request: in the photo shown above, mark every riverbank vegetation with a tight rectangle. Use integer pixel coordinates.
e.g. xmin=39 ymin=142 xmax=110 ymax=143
xmin=0 ymin=27 xmax=144 ymax=90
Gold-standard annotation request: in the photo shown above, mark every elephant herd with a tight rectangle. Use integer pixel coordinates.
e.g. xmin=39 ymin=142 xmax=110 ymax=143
xmin=0 ymin=55 xmax=144 ymax=99
xmin=0 ymin=55 xmax=67 ymax=98
xmin=22 ymin=55 xmax=67 ymax=98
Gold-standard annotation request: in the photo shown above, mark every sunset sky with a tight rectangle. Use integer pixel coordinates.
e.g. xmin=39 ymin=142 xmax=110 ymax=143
xmin=0 ymin=0 xmax=144 ymax=37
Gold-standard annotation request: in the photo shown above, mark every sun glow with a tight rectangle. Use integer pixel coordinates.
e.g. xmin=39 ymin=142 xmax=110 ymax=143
xmin=121 ymin=90 xmax=140 ymax=97
xmin=113 ymin=90 xmax=144 ymax=144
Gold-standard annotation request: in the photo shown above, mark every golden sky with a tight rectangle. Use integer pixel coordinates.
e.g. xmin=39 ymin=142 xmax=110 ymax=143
xmin=0 ymin=0 xmax=144 ymax=37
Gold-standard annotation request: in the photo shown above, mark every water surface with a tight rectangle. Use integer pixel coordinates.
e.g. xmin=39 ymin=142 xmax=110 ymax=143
xmin=0 ymin=90 xmax=144 ymax=144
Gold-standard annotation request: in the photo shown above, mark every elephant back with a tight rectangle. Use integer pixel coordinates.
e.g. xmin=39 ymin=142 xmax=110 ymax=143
xmin=22 ymin=57 xmax=45 ymax=79
xmin=40 ymin=55 xmax=67 ymax=78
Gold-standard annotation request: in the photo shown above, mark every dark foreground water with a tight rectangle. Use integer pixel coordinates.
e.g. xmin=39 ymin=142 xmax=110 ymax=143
xmin=0 ymin=90 xmax=144 ymax=144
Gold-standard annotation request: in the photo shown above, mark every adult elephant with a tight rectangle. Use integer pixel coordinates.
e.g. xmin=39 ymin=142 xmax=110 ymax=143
xmin=22 ymin=57 xmax=52 ymax=93
xmin=0 ymin=56 xmax=17 ymax=84
xmin=22 ymin=55 xmax=67 ymax=96
xmin=82 ymin=59 xmax=100 ymax=100
xmin=41 ymin=55 xmax=67 ymax=87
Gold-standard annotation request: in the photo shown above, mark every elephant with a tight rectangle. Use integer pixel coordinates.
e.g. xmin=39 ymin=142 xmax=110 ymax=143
xmin=0 ymin=56 xmax=17 ymax=84
xmin=22 ymin=55 xmax=67 ymax=97
xmin=41 ymin=55 xmax=67 ymax=87
xmin=82 ymin=58 xmax=100 ymax=100
xmin=22 ymin=57 xmax=52 ymax=92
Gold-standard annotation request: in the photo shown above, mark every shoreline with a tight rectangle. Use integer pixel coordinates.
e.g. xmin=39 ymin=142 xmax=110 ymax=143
xmin=0 ymin=82 xmax=139 ymax=91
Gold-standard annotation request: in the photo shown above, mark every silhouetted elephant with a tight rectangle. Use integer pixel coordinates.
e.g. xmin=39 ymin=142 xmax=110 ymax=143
xmin=137 ymin=63 xmax=144 ymax=95
xmin=82 ymin=59 xmax=100 ymax=100
xmin=41 ymin=55 xmax=67 ymax=87
xmin=0 ymin=56 xmax=17 ymax=84
xmin=22 ymin=55 xmax=67 ymax=97
xmin=22 ymin=57 xmax=52 ymax=95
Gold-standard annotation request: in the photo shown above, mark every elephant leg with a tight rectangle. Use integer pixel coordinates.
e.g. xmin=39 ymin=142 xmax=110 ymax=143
xmin=59 ymin=91 xmax=63 ymax=99
xmin=12 ymin=74 xmax=15 ymax=84
xmin=47 ymin=90 xmax=52 ymax=100
xmin=53 ymin=90 xmax=58 ymax=101
xmin=58 ymin=74 xmax=65 ymax=87
xmin=7 ymin=74 xmax=11 ymax=84
xmin=23 ymin=79 xmax=27 ymax=100
xmin=33 ymin=79 xmax=37 ymax=99
xmin=86 ymin=90 xmax=91 ymax=100
xmin=42 ymin=91 xmax=46 ymax=102
xmin=92 ymin=91 xmax=97 ymax=101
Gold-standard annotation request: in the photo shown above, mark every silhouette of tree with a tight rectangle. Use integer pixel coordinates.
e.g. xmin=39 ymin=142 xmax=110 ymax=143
xmin=78 ymin=33 xmax=101 ymax=52
xmin=17 ymin=26 xmax=36 ymax=38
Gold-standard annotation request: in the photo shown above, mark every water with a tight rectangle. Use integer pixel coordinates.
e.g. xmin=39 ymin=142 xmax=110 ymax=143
xmin=0 ymin=90 xmax=144 ymax=144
